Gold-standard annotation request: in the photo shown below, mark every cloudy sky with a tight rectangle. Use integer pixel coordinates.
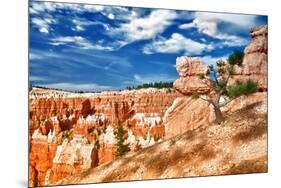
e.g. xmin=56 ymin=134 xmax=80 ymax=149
xmin=29 ymin=1 xmax=267 ymax=91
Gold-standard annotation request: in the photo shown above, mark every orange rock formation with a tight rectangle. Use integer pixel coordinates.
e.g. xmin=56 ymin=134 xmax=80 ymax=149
xmin=29 ymin=89 xmax=178 ymax=186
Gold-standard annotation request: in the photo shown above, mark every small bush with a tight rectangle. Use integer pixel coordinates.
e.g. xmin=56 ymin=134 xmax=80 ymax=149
xmin=227 ymin=80 xmax=259 ymax=98
xmin=228 ymin=50 xmax=244 ymax=66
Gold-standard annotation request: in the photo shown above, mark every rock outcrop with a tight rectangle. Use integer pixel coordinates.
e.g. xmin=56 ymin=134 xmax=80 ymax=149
xmin=173 ymin=56 xmax=210 ymax=95
xmin=164 ymin=93 xmax=267 ymax=139
xmin=48 ymin=135 xmax=98 ymax=184
xmin=29 ymin=140 xmax=57 ymax=186
xmin=230 ymin=25 xmax=268 ymax=90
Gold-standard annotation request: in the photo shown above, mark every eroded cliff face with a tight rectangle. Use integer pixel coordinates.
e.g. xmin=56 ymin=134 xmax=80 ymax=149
xmin=29 ymin=88 xmax=178 ymax=186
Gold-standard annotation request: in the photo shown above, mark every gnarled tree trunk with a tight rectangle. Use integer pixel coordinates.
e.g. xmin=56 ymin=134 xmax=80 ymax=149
xmin=213 ymin=105 xmax=224 ymax=124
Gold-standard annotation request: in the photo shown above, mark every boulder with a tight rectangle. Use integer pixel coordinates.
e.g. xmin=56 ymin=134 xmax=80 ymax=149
xmin=173 ymin=56 xmax=210 ymax=95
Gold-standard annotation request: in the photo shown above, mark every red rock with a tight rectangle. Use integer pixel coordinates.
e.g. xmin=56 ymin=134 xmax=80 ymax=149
xmin=176 ymin=56 xmax=208 ymax=77
xmin=173 ymin=76 xmax=211 ymax=95
xmin=29 ymin=140 xmax=57 ymax=186
xmin=29 ymin=88 xmax=178 ymax=186
xmin=98 ymin=144 xmax=117 ymax=165
xmin=173 ymin=57 xmax=211 ymax=95
xmin=230 ymin=25 xmax=268 ymax=90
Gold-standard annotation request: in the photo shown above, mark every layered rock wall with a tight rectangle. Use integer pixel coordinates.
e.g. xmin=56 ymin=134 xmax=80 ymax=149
xmin=230 ymin=25 xmax=268 ymax=90
xmin=29 ymin=88 xmax=178 ymax=186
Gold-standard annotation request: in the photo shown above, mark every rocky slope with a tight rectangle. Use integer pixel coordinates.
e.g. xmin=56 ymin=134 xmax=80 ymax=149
xmin=56 ymin=101 xmax=267 ymax=184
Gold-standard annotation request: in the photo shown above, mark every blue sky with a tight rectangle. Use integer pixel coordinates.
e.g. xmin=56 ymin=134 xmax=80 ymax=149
xmin=29 ymin=1 xmax=267 ymax=91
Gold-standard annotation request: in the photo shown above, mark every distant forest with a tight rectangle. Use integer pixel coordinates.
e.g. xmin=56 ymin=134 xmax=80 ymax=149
xmin=29 ymin=85 xmax=99 ymax=93
xmin=30 ymin=81 xmax=173 ymax=93
xmin=126 ymin=81 xmax=173 ymax=90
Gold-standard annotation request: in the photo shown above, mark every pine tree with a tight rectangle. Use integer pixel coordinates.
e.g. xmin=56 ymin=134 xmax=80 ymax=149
xmin=116 ymin=124 xmax=129 ymax=157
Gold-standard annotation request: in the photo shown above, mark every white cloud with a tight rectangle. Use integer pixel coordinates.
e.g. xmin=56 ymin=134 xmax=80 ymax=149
xmin=109 ymin=9 xmax=178 ymax=43
xmin=108 ymin=13 xmax=115 ymax=20
xmin=42 ymin=82 xmax=112 ymax=91
xmin=49 ymin=36 xmax=114 ymax=51
xmin=30 ymin=2 xmax=126 ymax=19
xmin=133 ymin=74 xmax=176 ymax=84
xmin=179 ymin=12 xmax=257 ymax=46
xmin=31 ymin=17 xmax=55 ymax=34
xmin=29 ymin=76 xmax=49 ymax=81
xmin=179 ymin=22 xmax=195 ymax=29
xmin=74 ymin=25 xmax=84 ymax=32
xmin=199 ymin=55 xmax=229 ymax=66
xmin=29 ymin=52 xmax=43 ymax=60
xmin=143 ymin=33 xmax=213 ymax=55
xmin=72 ymin=18 xmax=110 ymax=32
xmin=29 ymin=2 xmax=57 ymax=14
xmin=39 ymin=27 xmax=48 ymax=33
xmin=83 ymin=4 xmax=105 ymax=12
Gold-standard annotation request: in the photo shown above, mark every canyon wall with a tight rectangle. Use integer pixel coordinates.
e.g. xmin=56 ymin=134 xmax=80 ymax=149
xmin=29 ymin=88 xmax=178 ymax=186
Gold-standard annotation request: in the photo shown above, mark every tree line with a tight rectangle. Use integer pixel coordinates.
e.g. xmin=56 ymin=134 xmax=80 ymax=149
xmin=126 ymin=81 xmax=173 ymax=90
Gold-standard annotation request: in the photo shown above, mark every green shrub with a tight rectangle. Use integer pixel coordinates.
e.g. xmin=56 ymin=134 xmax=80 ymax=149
xmin=227 ymin=80 xmax=259 ymax=98
xmin=116 ymin=125 xmax=129 ymax=157
xmin=228 ymin=50 xmax=244 ymax=66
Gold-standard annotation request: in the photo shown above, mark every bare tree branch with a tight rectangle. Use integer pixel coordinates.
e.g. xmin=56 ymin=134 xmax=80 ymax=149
xmin=198 ymin=95 xmax=214 ymax=105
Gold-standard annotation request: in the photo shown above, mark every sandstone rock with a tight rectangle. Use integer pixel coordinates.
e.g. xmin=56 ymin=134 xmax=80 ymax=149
xmin=53 ymin=135 xmax=95 ymax=168
xmin=164 ymin=93 xmax=266 ymax=139
xmin=124 ymin=129 xmax=137 ymax=147
xmin=230 ymin=25 xmax=268 ymax=90
xmin=176 ymin=56 xmax=208 ymax=77
xmin=29 ymin=140 xmax=57 ymax=186
xmin=245 ymin=25 xmax=268 ymax=54
xmin=29 ymin=88 xmax=178 ymax=186
xmin=173 ymin=56 xmax=210 ymax=95
xmin=49 ymin=135 xmax=98 ymax=184
xmin=99 ymin=126 xmax=116 ymax=145
xmin=98 ymin=144 xmax=117 ymax=165
xmin=164 ymin=96 xmax=215 ymax=139
xmin=131 ymin=113 xmax=161 ymax=127
xmin=173 ymin=76 xmax=211 ymax=95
